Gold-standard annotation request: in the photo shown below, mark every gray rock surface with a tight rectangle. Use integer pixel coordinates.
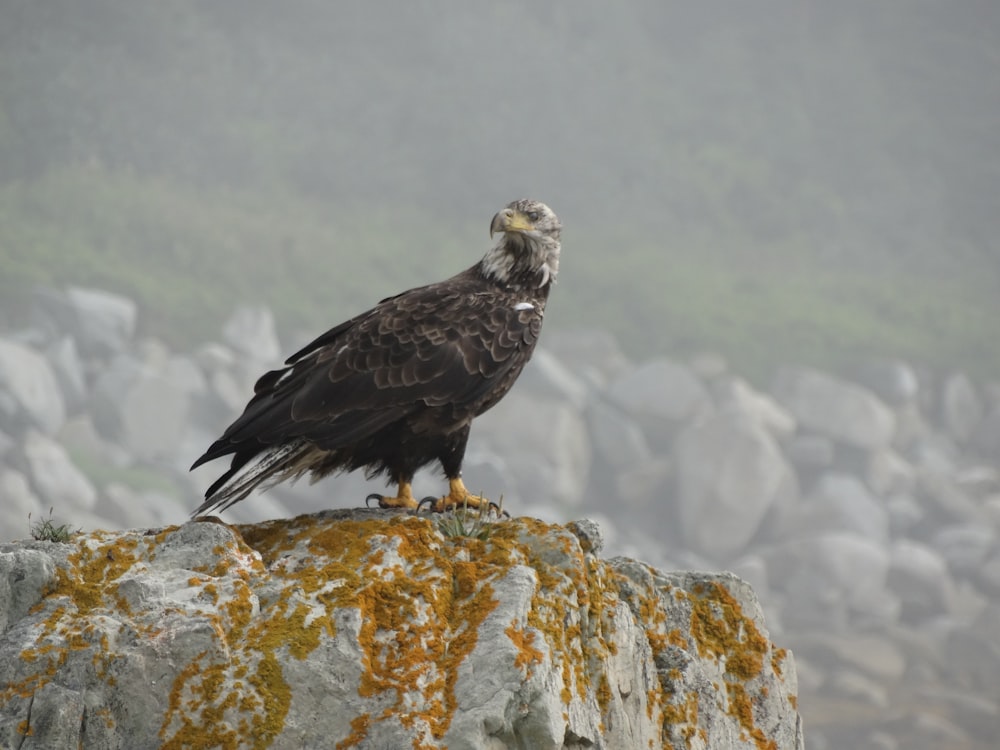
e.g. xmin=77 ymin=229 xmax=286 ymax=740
xmin=0 ymin=512 xmax=802 ymax=750
xmin=20 ymin=430 xmax=97 ymax=512
xmin=772 ymin=365 xmax=896 ymax=449
xmin=0 ymin=339 xmax=66 ymax=435
xmin=673 ymin=408 xmax=797 ymax=559
xmin=35 ymin=286 xmax=137 ymax=357
xmin=3 ymin=287 xmax=1000 ymax=749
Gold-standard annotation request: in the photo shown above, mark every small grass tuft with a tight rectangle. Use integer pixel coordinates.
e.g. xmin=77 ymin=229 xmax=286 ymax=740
xmin=435 ymin=496 xmax=504 ymax=541
xmin=29 ymin=508 xmax=78 ymax=543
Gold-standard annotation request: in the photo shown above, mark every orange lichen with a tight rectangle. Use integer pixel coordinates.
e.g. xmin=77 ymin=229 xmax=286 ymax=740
xmin=683 ymin=580 xmax=778 ymax=750
xmin=507 ymin=621 xmax=544 ymax=674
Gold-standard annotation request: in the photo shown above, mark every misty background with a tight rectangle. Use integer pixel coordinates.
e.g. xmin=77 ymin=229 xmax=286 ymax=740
xmin=2 ymin=2 xmax=1000 ymax=749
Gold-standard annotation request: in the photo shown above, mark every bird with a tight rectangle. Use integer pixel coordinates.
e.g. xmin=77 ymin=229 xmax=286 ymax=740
xmin=190 ymin=199 xmax=562 ymax=516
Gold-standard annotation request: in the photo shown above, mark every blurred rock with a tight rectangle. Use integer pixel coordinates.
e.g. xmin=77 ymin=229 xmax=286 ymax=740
xmin=585 ymin=399 xmax=652 ymax=471
xmin=940 ymin=371 xmax=982 ymax=444
xmin=34 ymin=286 xmax=137 ymax=357
xmin=45 ymin=336 xmax=88 ymax=416
xmin=0 ymin=339 xmax=66 ymax=435
xmin=783 ymin=472 xmax=888 ymax=542
xmin=931 ymin=524 xmax=995 ymax=578
xmin=0 ymin=468 xmax=44 ymax=534
xmin=543 ymin=328 xmax=631 ymax=386
xmin=91 ymin=355 xmax=190 ymax=463
xmin=712 ymin=376 xmax=797 ymax=439
xmin=673 ymin=408 xmax=797 ymax=559
xmin=888 ymin=539 xmax=955 ymax=621
xmin=784 ymin=434 xmax=836 ymax=473
xmin=20 ymin=430 xmax=97 ymax=512
xmin=772 ymin=366 xmax=895 ymax=449
xmin=472 ymin=391 xmax=590 ymax=508
xmin=221 ymin=305 xmax=282 ymax=364
xmin=852 ymin=358 xmax=920 ymax=406
xmin=519 ymin=347 xmax=590 ymax=408
xmin=608 ymin=357 xmax=712 ymax=426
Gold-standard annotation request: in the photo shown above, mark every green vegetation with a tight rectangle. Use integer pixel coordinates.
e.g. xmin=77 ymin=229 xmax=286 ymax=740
xmin=29 ymin=509 xmax=77 ymax=543
xmin=1 ymin=2 xmax=997 ymax=378
xmin=436 ymin=500 xmax=504 ymax=541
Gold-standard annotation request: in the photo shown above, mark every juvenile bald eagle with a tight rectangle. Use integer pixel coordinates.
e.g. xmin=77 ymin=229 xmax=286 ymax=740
xmin=190 ymin=199 xmax=561 ymax=515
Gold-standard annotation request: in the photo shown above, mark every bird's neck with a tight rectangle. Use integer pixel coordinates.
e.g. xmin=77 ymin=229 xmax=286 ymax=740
xmin=479 ymin=234 xmax=560 ymax=292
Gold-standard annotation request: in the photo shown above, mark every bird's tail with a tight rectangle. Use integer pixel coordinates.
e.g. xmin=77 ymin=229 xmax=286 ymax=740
xmin=192 ymin=439 xmax=314 ymax=517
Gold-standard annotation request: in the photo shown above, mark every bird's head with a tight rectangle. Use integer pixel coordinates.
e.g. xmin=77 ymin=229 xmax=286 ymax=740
xmin=482 ymin=199 xmax=561 ymax=289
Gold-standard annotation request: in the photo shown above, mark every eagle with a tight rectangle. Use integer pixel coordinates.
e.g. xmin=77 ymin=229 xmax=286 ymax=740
xmin=190 ymin=199 xmax=562 ymax=516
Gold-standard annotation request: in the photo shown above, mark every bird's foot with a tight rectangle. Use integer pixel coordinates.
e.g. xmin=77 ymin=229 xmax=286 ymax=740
xmin=416 ymin=478 xmax=506 ymax=516
xmin=365 ymin=482 xmax=418 ymax=510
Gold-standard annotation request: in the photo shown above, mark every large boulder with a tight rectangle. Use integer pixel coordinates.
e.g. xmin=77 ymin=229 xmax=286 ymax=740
xmin=34 ymin=286 xmax=137 ymax=358
xmin=0 ymin=340 xmax=66 ymax=435
xmin=90 ymin=354 xmax=191 ymax=463
xmin=20 ymin=430 xmax=97 ymax=513
xmin=673 ymin=408 xmax=798 ymax=559
xmin=608 ymin=357 xmax=713 ymax=428
xmin=771 ymin=366 xmax=896 ymax=449
xmin=0 ymin=512 xmax=803 ymax=750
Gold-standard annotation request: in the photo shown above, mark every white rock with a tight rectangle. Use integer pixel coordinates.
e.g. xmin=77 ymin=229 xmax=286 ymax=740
xmin=608 ymin=357 xmax=712 ymax=424
xmin=0 ymin=339 xmax=66 ymax=435
xmin=941 ymin=371 xmax=983 ymax=444
xmin=221 ymin=305 xmax=281 ymax=364
xmin=713 ymin=376 xmax=797 ymax=438
xmin=888 ymin=539 xmax=955 ymax=620
xmin=772 ymin=366 xmax=895 ymax=449
xmin=21 ymin=430 xmax=97 ymax=512
xmin=673 ymin=408 xmax=797 ymax=559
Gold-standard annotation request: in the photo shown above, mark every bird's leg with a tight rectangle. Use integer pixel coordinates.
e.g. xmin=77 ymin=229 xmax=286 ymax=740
xmin=366 ymin=481 xmax=419 ymax=510
xmin=418 ymin=477 xmax=491 ymax=513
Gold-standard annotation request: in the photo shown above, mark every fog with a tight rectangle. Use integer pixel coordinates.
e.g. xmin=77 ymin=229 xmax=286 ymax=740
xmin=1 ymin=2 xmax=999 ymax=748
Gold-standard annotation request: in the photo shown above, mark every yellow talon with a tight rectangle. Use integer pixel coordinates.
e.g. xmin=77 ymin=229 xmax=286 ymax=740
xmin=369 ymin=482 xmax=419 ymax=509
xmin=426 ymin=477 xmax=489 ymax=512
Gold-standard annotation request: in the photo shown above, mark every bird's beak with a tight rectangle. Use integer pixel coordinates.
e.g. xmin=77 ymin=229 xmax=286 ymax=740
xmin=490 ymin=208 xmax=534 ymax=238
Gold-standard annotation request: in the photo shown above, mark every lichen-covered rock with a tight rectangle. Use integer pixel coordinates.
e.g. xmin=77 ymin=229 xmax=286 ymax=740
xmin=0 ymin=511 xmax=802 ymax=750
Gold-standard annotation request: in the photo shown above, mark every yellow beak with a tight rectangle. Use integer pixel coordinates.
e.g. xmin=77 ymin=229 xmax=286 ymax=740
xmin=490 ymin=208 xmax=534 ymax=238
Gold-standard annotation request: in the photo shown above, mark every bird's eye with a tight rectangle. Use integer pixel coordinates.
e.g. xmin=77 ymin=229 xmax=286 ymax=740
xmin=527 ymin=211 xmax=540 ymax=222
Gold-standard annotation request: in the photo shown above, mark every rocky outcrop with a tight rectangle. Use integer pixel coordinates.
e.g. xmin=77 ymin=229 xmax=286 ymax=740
xmin=3 ymin=284 xmax=1000 ymax=748
xmin=0 ymin=512 xmax=802 ymax=750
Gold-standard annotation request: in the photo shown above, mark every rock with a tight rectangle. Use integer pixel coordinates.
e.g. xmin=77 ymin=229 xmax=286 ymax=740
xmin=673 ymin=408 xmax=797 ymax=559
xmin=713 ymin=376 xmax=797 ymax=438
xmin=886 ymin=492 xmax=925 ymax=537
xmin=91 ymin=355 xmax=190 ymax=463
xmin=0 ymin=512 xmax=802 ymax=750
xmin=765 ymin=532 xmax=895 ymax=631
xmin=471 ymin=392 xmax=590 ymax=508
xmin=783 ymin=472 xmax=889 ymax=543
xmin=518 ymin=348 xmax=590 ymax=409
xmin=34 ymin=286 xmax=137 ymax=357
xmin=940 ymin=371 xmax=982 ymax=444
xmin=608 ymin=357 xmax=712 ymax=427
xmin=796 ymin=631 xmax=907 ymax=686
xmin=0 ymin=469 xmax=45 ymax=542
xmin=20 ymin=430 xmax=97 ymax=512
xmin=852 ymin=358 xmax=920 ymax=406
xmin=221 ymin=305 xmax=281 ymax=364
xmin=931 ymin=524 xmax=995 ymax=578
xmin=864 ymin=448 xmax=916 ymax=496
xmin=543 ymin=328 xmax=631 ymax=386
xmin=972 ymin=408 xmax=1000 ymax=462
xmin=0 ymin=546 xmax=57 ymax=633
xmin=45 ymin=336 xmax=88 ymax=416
xmin=888 ymin=539 xmax=955 ymax=621
xmin=784 ymin=434 xmax=836 ymax=472
xmin=0 ymin=339 xmax=66 ymax=435
xmin=771 ymin=366 xmax=895 ymax=449
xmin=585 ymin=399 xmax=653 ymax=471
